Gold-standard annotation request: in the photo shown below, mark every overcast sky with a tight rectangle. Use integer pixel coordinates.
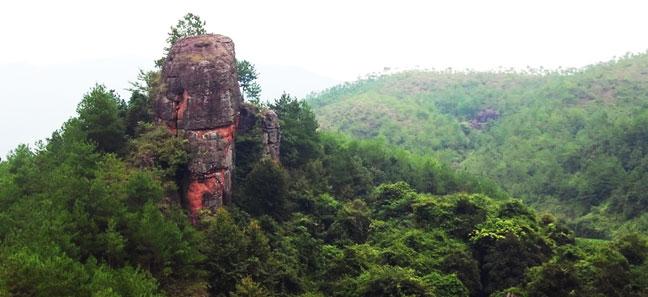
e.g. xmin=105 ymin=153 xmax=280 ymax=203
xmin=2 ymin=0 xmax=648 ymax=158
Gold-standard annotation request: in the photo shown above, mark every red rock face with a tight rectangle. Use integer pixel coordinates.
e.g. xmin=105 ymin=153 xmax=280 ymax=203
xmin=155 ymin=34 xmax=243 ymax=216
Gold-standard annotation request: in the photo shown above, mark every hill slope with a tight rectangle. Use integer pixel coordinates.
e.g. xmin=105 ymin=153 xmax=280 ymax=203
xmin=307 ymin=53 xmax=648 ymax=237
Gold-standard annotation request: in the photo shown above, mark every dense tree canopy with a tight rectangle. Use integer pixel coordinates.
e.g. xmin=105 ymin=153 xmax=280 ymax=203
xmin=2 ymin=12 xmax=647 ymax=297
xmin=2 ymin=83 xmax=648 ymax=296
xmin=308 ymin=53 xmax=648 ymax=238
xmin=76 ymin=84 xmax=127 ymax=154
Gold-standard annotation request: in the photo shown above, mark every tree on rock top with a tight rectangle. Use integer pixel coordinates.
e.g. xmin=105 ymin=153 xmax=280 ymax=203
xmin=156 ymin=13 xmax=262 ymax=102
xmin=156 ymin=13 xmax=207 ymax=67
xmin=237 ymin=60 xmax=261 ymax=102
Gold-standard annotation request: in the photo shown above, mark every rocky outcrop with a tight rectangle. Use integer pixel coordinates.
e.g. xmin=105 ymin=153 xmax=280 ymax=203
xmin=155 ymin=34 xmax=281 ymax=217
xmin=470 ymin=108 xmax=500 ymax=129
xmin=261 ymin=110 xmax=280 ymax=161
xmin=239 ymin=103 xmax=280 ymax=161
xmin=155 ymin=34 xmax=243 ymax=215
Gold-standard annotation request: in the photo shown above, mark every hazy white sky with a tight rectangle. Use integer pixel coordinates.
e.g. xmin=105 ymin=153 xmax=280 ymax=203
xmin=2 ymin=0 xmax=648 ymax=158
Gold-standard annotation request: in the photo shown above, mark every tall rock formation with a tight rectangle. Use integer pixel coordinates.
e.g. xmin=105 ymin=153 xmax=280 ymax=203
xmin=155 ymin=34 xmax=280 ymax=216
xmin=156 ymin=34 xmax=242 ymax=215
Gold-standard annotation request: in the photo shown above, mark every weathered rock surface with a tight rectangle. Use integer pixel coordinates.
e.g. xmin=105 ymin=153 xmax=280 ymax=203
xmin=261 ymin=110 xmax=281 ymax=161
xmin=155 ymin=34 xmax=281 ymax=217
xmin=155 ymin=34 xmax=243 ymax=215
xmin=238 ymin=103 xmax=281 ymax=161
xmin=156 ymin=34 xmax=242 ymax=132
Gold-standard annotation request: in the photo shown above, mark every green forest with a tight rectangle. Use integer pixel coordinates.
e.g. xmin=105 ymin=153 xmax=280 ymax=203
xmin=308 ymin=56 xmax=648 ymax=238
xmin=1 ymin=13 xmax=648 ymax=297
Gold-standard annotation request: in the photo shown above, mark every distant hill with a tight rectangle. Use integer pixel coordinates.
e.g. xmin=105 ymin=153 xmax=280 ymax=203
xmin=307 ymin=52 xmax=648 ymax=237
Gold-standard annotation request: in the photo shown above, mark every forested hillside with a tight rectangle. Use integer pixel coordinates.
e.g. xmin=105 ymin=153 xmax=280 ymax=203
xmin=1 ymin=13 xmax=647 ymax=297
xmin=3 ymin=88 xmax=648 ymax=297
xmin=308 ymin=54 xmax=648 ymax=238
